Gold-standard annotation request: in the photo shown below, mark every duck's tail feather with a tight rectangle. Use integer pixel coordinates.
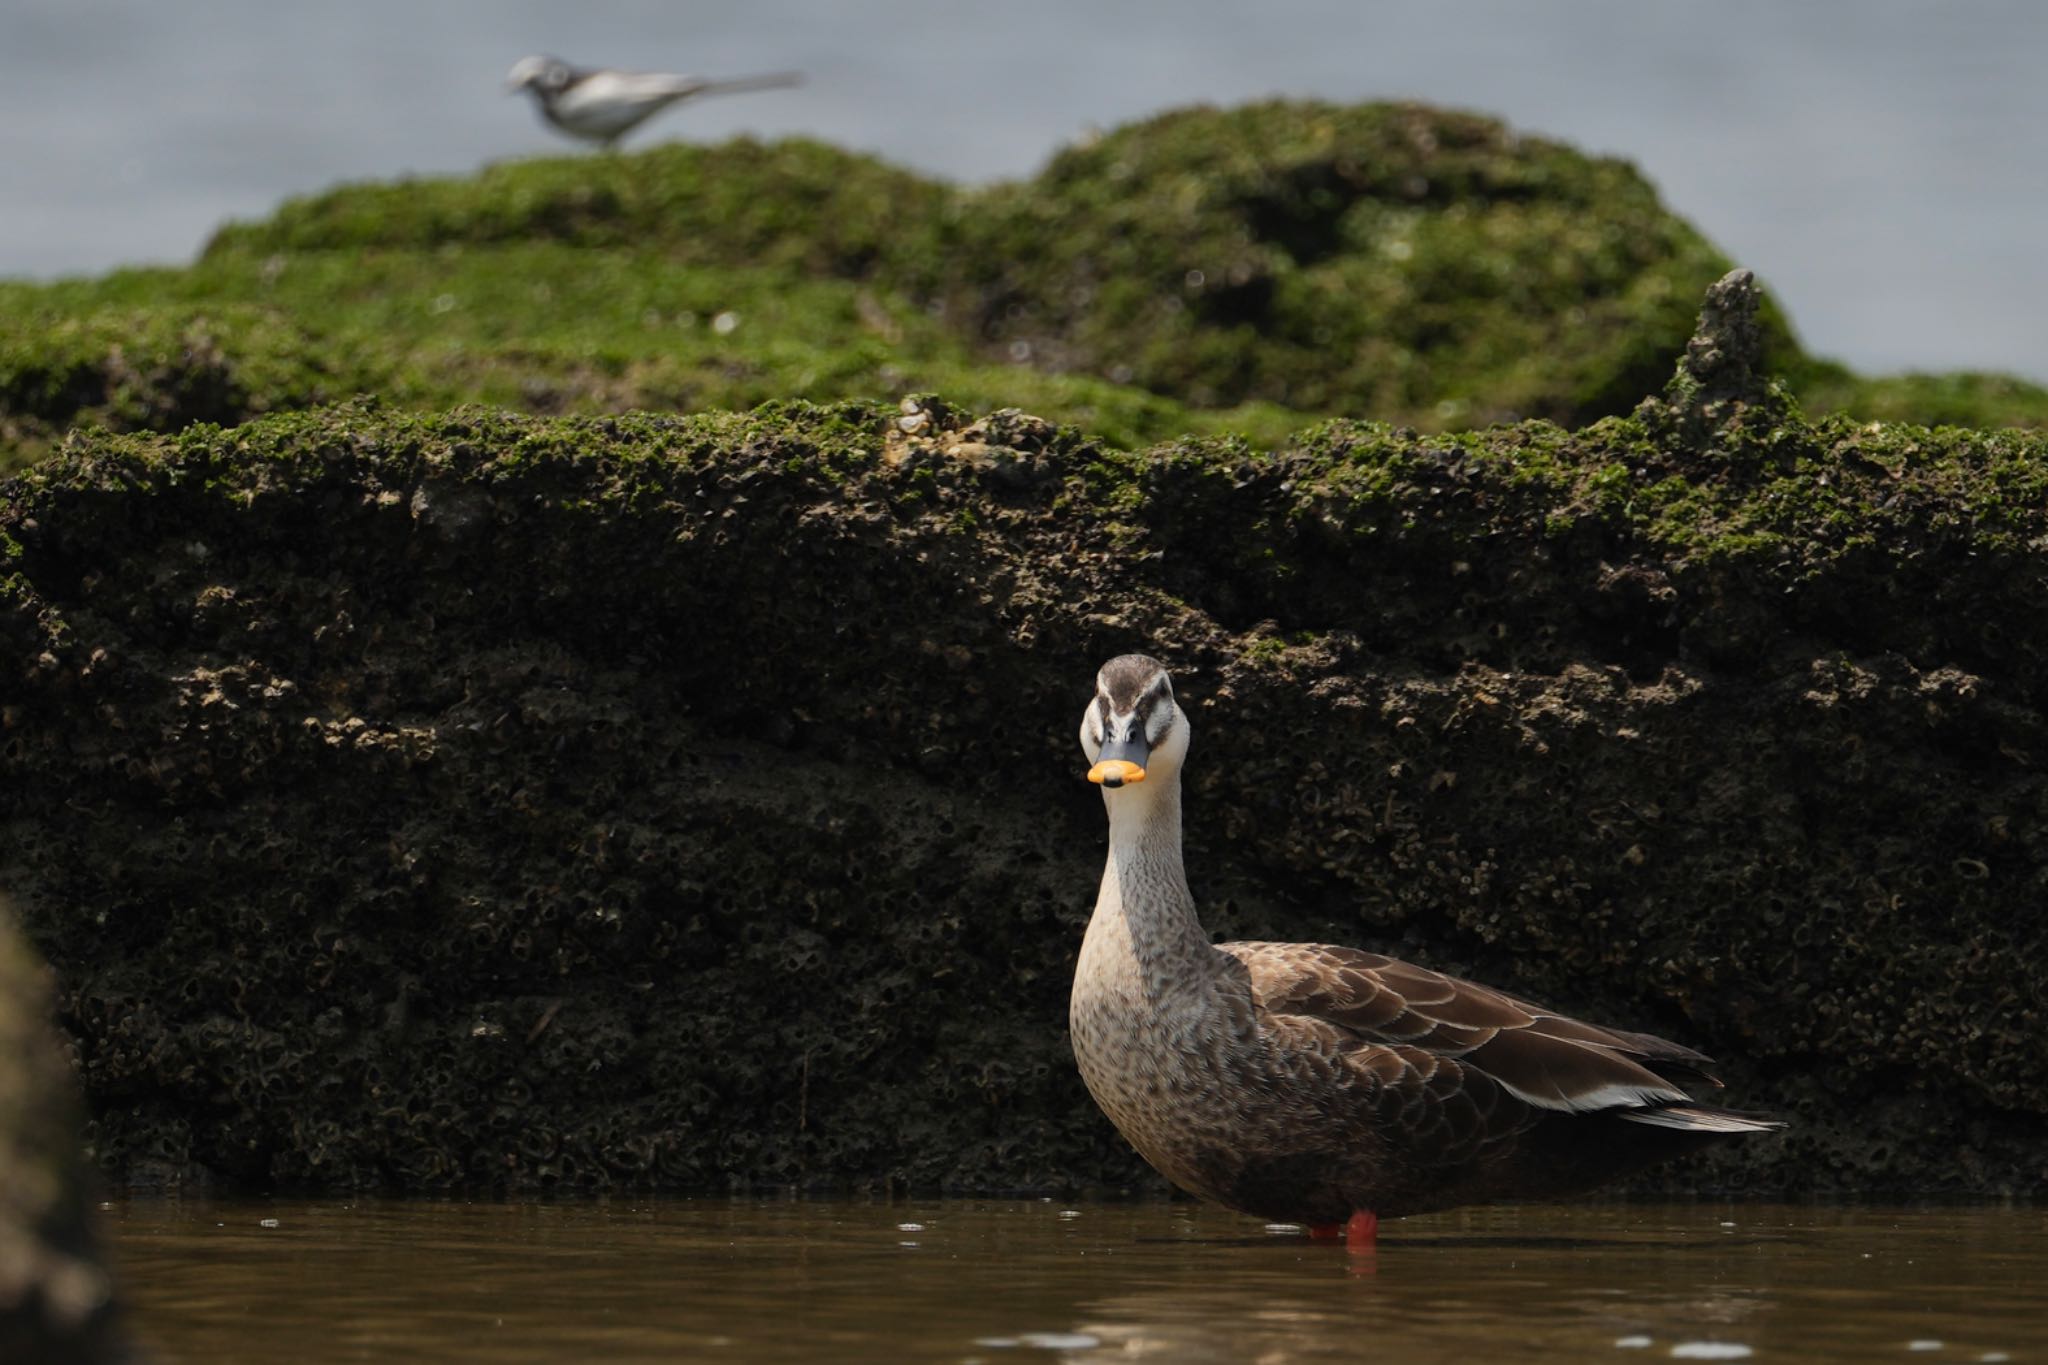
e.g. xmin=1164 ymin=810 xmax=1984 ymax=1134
xmin=1618 ymin=1104 xmax=1784 ymax=1134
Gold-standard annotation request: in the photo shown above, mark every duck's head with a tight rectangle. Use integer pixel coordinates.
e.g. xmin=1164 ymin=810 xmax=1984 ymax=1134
xmin=506 ymin=55 xmax=576 ymax=96
xmin=1079 ymin=654 xmax=1189 ymax=792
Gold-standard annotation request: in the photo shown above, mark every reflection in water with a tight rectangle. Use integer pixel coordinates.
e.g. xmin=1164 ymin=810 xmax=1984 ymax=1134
xmin=106 ymin=1199 xmax=2045 ymax=1364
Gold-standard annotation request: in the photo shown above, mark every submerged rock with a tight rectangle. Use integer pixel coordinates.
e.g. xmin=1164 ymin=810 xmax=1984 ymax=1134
xmin=0 ymin=899 xmax=133 ymax=1363
xmin=1 ymin=360 xmax=2044 ymax=1199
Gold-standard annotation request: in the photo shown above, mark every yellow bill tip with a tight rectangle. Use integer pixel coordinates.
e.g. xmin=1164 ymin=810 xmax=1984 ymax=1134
xmin=1087 ymin=759 xmax=1148 ymax=787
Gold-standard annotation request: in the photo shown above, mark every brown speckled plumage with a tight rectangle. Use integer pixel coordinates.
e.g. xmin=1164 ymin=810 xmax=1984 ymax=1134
xmin=1069 ymin=655 xmax=1778 ymax=1227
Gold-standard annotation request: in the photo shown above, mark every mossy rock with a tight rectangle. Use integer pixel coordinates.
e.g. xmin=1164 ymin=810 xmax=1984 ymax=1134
xmin=205 ymin=136 xmax=951 ymax=280
xmin=936 ymin=100 xmax=1807 ymax=424
xmin=2 ymin=378 xmax=2043 ymax=1198
xmin=0 ymin=302 xmax=363 ymax=471
xmin=200 ymin=101 xmax=1782 ymax=429
xmin=6 ymin=100 xmax=2045 ymax=472
xmin=1805 ymin=368 xmax=2048 ymax=432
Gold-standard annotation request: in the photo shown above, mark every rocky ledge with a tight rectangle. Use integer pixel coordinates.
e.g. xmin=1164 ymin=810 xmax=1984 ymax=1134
xmin=2 ymin=283 xmax=2044 ymax=1198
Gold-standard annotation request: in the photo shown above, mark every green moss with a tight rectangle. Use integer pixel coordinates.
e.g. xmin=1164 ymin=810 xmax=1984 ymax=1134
xmin=203 ymin=136 xmax=952 ymax=278
xmin=2 ymin=241 xmax=1309 ymax=463
xmin=1806 ymin=368 xmax=2048 ymax=431
xmin=940 ymin=100 xmax=1766 ymax=425
xmin=0 ymin=300 xmax=366 ymax=470
xmin=5 ymin=99 xmax=2044 ymax=473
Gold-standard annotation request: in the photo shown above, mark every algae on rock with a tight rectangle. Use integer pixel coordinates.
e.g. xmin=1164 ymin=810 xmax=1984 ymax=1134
xmin=18 ymin=98 xmax=2038 ymax=475
xmin=2 ymin=317 xmax=2045 ymax=1197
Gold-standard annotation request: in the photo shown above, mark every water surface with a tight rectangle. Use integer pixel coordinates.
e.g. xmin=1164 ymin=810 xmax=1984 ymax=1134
xmin=108 ymin=1198 xmax=2043 ymax=1363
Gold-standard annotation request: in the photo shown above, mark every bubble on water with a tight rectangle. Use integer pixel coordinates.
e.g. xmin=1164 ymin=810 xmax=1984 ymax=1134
xmin=975 ymin=1338 xmax=1018 ymax=1349
xmin=1978 ymin=1353 xmax=2012 ymax=1363
xmin=1264 ymin=1223 xmax=1303 ymax=1235
xmin=897 ymin=1222 xmax=925 ymax=1232
xmin=1614 ymin=1336 xmax=1652 ymax=1349
xmin=1670 ymin=1345 xmax=1751 ymax=1361
xmin=1907 ymin=1343 xmax=1944 ymax=1353
xmin=898 ymin=1240 xmax=920 ymax=1248
xmin=1057 ymin=1210 xmax=1082 ymax=1219
xmin=258 ymin=1218 xmax=280 ymax=1228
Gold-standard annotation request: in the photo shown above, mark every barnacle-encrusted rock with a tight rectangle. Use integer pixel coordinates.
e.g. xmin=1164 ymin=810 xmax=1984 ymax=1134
xmin=1639 ymin=267 xmax=1802 ymax=453
xmin=2 ymin=388 xmax=2045 ymax=1199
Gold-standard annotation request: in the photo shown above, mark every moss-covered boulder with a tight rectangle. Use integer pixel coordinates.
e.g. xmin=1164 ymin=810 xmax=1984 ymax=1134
xmin=11 ymin=100 xmax=2048 ymax=475
xmin=2 ymin=282 xmax=2044 ymax=1197
xmin=0 ymin=302 xmax=367 ymax=471
xmin=0 ymin=899 xmax=132 ymax=1364
xmin=935 ymin=100 xmax=1804 ymax=424
xmin=203 ymin=100 xmax=1791 ymax=430
xmin=203 ymin=135 xmax=950 ymax=277
xmin=20 ymin=98 xmax=2034 ymax=476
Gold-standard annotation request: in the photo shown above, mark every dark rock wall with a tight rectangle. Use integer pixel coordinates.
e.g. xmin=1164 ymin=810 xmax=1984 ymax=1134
xmin=2 ymin=394 xmax=2044 ymax=1197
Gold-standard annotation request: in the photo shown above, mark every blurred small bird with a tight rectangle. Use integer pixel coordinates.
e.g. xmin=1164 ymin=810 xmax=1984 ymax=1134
xmin=505 ymin=55 xmax=802 ymax=149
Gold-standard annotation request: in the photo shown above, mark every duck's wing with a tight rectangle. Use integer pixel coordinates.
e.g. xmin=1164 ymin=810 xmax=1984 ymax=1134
xmin=1219 ymin=941 xmax=1719 ymax=1117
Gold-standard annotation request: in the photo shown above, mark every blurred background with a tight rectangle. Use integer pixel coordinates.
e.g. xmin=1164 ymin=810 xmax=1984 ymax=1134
xmin=4 ymin=0 xmax=2044 ymax=381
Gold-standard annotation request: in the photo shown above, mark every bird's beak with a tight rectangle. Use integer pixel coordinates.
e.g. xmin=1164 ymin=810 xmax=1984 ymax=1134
xmin=1088 ymin=735 xmax=1150 ymax=788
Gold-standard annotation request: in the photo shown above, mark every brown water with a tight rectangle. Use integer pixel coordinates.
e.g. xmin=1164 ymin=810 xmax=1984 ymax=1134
xmin=106 ymin=1198 xmax=2043 ymax=1363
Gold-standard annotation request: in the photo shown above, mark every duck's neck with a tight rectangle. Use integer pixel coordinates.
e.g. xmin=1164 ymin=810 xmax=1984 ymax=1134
xmin=1092 ymin=777 xmax=1216 ymax=994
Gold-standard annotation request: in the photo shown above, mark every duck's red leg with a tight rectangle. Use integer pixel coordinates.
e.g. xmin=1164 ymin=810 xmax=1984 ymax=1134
xmin=1306 ymin=1211 xmax=1378 ymax=1247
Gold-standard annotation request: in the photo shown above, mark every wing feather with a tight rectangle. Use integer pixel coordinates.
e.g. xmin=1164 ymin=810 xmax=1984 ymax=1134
xmin=1221 ymin=940 xmax=1714 ymax=1116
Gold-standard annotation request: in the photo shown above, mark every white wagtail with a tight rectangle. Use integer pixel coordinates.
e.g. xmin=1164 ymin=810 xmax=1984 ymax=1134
xmin=506 ymin=56 xmax=803 ymax=149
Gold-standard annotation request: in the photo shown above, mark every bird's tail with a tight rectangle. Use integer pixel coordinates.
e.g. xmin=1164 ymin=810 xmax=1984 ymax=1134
xmin=1618 ymin=1104 xmax=1785 ymax=1134
xmin=690 ymin=71 xmax=804 ymax=99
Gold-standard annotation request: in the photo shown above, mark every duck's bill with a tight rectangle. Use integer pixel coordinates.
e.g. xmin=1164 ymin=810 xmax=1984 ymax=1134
xmin=1087 ymin=759 xmax=1147 ymax=786
xmin=1087 ymin=737 xmax=1150 ymax=787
